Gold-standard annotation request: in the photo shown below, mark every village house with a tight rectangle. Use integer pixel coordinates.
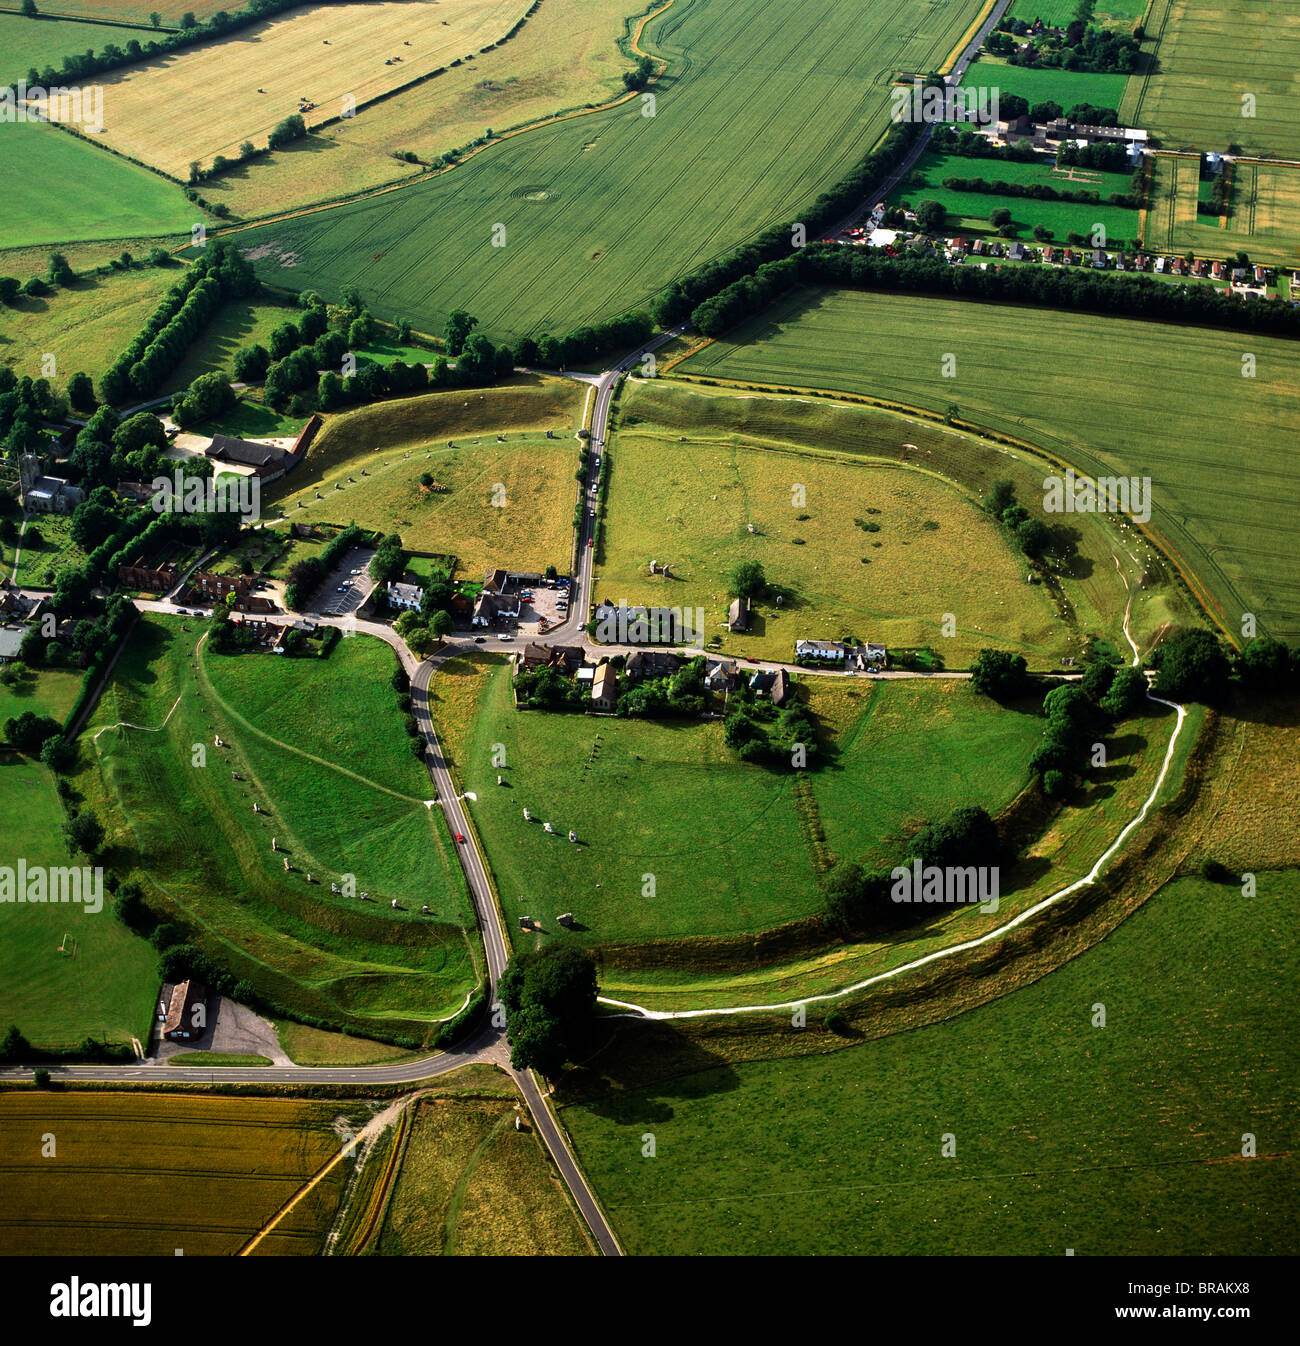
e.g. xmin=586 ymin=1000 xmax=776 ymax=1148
xmin=0 ymin=627 xmax=24 ymax=664
xmin=472 ymin=589 xmax=520 ymax=628
xmin=387 ymin=581 xmax=423 ymax=611
xmin=117 ymin=558 xmax=180 ymax=593
xmin=522 ymin=642 xmax=584 ymax=675
xmin=624 ymin=650 xmax=683 ymax=681
xmin=591 ymin=662 xmax=618 ymax=712
xmin=748 ymin=667 xmax=791 ymax=705
xmin=795 ymin=639 xmax=851 ymax=663
xmin=188 ymin=571 xmax=254 ymax=604
xmin=162 ymin=978 xmax=208 ymax=1042
xmin=704 ymin=657 xmax=738 ymax=691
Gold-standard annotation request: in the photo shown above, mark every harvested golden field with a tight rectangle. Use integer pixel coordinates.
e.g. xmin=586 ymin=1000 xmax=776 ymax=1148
xmin=0 ymin=1093 xmax=357 ymax=1256
xmin=209 ymin=0 xmax=647 ymax=218
xmin=374 ymin=1095 xmax=593 ymax=1255
xmin=93 ymin=0 xmax=531 ymax=179
xmin=1174 ymin=700 xmax=1300 ymax=872
xmin=267 ymin=378 xmax=585 ymax=577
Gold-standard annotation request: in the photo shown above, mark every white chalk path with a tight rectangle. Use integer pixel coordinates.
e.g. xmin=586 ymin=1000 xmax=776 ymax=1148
xmin=600 ymin=556 xmax=1187 ymax=1021
xmin=91 ymin=695 xmax=183 ymax=744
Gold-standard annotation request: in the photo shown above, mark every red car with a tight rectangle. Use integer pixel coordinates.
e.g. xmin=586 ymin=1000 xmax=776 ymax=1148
xmin=455 ymin=832 xmax=466 ymax=844
xmin=587 ymin=537 xmax=594 ymax=547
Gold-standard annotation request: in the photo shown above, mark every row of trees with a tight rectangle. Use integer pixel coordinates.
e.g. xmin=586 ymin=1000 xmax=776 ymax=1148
xmin=939 ymin=177 xmax=1139 ymax=209
xmin=99 ymin=242 xmax=258 ymax=405
xmin=283 ymin=523 xmax=365 ymax=610
xmin=690 ymin=242 xmax=1300 ymax=342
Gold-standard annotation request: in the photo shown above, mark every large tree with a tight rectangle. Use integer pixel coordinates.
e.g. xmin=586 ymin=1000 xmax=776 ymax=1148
xmin=498 ymin=945 xmax=598 ymax=1078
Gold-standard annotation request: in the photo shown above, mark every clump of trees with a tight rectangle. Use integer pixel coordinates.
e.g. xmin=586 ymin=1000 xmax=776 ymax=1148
xmin=498 ymin=945 xmax=598 ymax=1078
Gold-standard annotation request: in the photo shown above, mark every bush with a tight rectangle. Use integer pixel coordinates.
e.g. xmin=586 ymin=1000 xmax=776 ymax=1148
xmin=33 ymin=1068 xmax=51 ymax=1088
xmin=1200 ymin=859 xmax=1233 ymax=884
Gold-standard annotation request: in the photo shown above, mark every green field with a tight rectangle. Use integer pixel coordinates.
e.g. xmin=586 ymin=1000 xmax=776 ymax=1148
xmin=431 ymin=656 xmax=1042 ymax=950
xmin=0 ymin=261 xmax=177 ymax=390
xmin=603 ymin=385 xmax=1068 ymax=663
xmin=0 ymin=12 xmax=146 ymax=78
xmin=231 ymin=0 xmax=987 ymax=342
xmin=160 ymin=292 xmax=302 ymax=394
xmin=563 ymin=869 xmax=1300 ymax=1254
xmin=680 ymin=286 xmax=1300 ymax=644
xmin=1123 ymin=0 xmax=1300 ymax=160
xmin=0 ymin=1092 xmax=357 ymax=1256
xmin=0 ymin=755 xmax=158 ymax=1050
xmin=963 ymin=52 xmax=1130 ymax=113
xmin=896 ymin=148 xmax=1139 ymax=244
xmin=0 ymin=664 xmax=83 ymax=731
xmin=0 ymin=121 xmax=198 ymax=249
xmin=80 ymin=615 xmax=478 ymax=1039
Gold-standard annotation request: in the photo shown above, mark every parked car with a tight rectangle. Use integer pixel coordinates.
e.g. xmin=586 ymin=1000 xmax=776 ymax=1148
xmin=474 ymin=636 xmax=487 ymax=643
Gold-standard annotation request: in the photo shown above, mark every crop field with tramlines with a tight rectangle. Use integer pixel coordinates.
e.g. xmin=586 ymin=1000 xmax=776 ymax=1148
xmin=92 ymin=0 xmax=532 ymax=180
xmin=230 ymin=0 xmax=987 ymax=343
xmin=0 ymin=1093 xmax=359 ymax=1255
xmin=1122 ymin=0 xmax=1300 ymax=160
xmin=680 ymin=286 xmax=1300 ymax=644
xmin=79 ymin=615 xmax=479 ymax=1040
xmin=1143 ymin=153 xmax=1300 ymax=270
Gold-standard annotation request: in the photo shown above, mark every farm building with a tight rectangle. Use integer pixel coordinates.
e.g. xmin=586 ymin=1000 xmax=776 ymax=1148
xmin=727 ymin=597 xmax=750 ymax=632
xmin=205 ymin=435 xmax=290 ymax=482
xmin=162 ymin=979 xmax=208 ymax=1041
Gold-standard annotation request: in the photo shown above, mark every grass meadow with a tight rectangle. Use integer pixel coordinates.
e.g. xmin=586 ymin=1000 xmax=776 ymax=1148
xmin=563 ymin=869 xmax=1300 ymax=1255
xmin=11 ymin=514 xmax=88 ymax=590
xmin=91 ymin=0 xmax=533 ymax=180
xmin=1123 ymin=0 xmax=1300 ymax=160
xmin=79 ymin=615 xmax=478 ymax=1039
xmin=207 ymin=0 xmax=651 ymax=220
xmin=266 ymin=378 xmax=584 ymax=576
xmin=961 ymin=52 xmax=1130 ymax=113
xmin=429 ymin=655 xmax=1042 ymax=950
xmin=0 ymin=121 xmax=197 ymax=250
xmin=602 ymin=397 xmax=1066 ymax=664
xmin=0 ymin=1093 xmax=357 ymax=1255
xmin=1143 ymin=153 xmax=1300 ymax=269
xmin=0 ymin=665 xmax=83 ymax=730
xmin=612 ymin=378 xmax=1132 ymax=662
xmin=0 ymin=261 xmax=177 ymax=390
xmin=231 ymin=0 xmax=986 ymax=342
xmin=373 ymin=1093 xmax=593 ymax=1255
xmin=0 ymin=13 xmax=147 ymax=78
xmin=0 ymin=754 xmax=158 ymax=1050
xmin=680 ymin=286 xmax=1300 ymax=645
xmin=896 ymin=148 xmax=1139 ymax=244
